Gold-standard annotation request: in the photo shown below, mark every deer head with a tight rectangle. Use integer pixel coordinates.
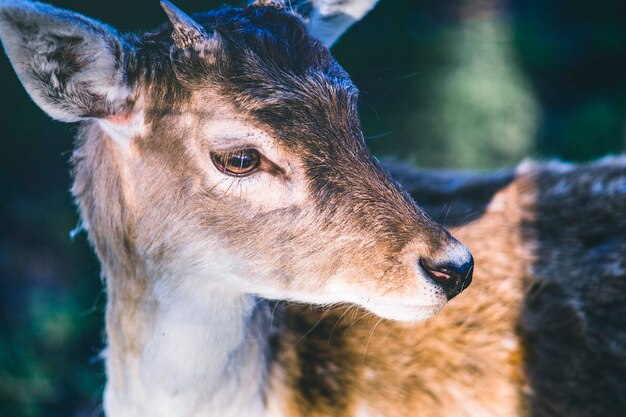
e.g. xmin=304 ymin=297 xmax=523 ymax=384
xmin=0 ymin=0 xmax=472 ymax=322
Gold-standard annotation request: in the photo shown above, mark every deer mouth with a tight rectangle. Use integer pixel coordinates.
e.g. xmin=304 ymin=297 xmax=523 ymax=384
xmin=362 ymin=299 xmax=447 ymax=322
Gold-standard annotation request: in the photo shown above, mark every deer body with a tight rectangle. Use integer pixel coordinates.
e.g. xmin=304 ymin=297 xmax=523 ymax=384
xmin=266 ymin=158 xmax=626 ymax=417
xmin=1 ymin=1 xmax=625 ymax=416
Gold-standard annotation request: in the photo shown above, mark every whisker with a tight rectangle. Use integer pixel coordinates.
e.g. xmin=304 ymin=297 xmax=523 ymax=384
xmin=362 ymin=317 xmax=384 ymax=361
xmin=328 ymin=305 xmax=355 ymax=345
xmin=288 ymin=310 xmax=328 ymax=352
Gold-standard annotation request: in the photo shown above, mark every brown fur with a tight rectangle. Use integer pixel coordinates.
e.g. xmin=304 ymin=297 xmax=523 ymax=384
xmin=268 ymin=158 xmax=626 ymax=416
xmin=2 ymin=1 xmax=626 ymax=416
xmin=269 ymin=168 xmax=531 ymax=417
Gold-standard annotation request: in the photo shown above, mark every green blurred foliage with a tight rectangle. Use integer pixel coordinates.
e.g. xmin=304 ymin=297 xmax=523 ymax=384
xmin=509 ymin=0 xmax=626 ymax=160
xmin=0 ymin=0 xmax=624 ymax=416
xmin=335 ymin=1 xmax=540 ymax=169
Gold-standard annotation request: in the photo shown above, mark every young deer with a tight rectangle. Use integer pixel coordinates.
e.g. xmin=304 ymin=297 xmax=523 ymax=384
xmin=1 ymin=1 xmax=625 ymax=417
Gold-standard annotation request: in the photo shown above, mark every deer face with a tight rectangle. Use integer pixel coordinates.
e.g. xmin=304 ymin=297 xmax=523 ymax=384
xmin=0 ymin=1 xmax=473 ymax=321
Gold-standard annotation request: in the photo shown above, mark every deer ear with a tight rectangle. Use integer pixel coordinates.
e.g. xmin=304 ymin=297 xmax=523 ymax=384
xmin=0 ymin=1 xmax=132 ymax=122
xmin=278 ymin=0 xmax=380 ymax=47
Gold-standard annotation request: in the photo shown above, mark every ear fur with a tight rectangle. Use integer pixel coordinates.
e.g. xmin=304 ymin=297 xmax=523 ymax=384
xmin=250 ymin=0 xmax=286 ymax=9
xmin=0 ymin=0 xmax=132 ymax=122
xmin=254 ymin=0 xmax=380 ymax=47
xmin=306 ymin=0 xmax=380 ymax=47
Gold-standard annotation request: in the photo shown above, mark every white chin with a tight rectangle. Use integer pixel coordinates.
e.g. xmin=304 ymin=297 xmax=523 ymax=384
xmin=364 ymin=301 xmax=446 ymax=322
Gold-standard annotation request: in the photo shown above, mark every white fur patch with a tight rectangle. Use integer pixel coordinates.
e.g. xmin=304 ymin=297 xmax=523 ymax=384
xmin=104 ymin=285 xmax=269 ymax=417
xmin=98 ymin=110 xmax=146 ymax=151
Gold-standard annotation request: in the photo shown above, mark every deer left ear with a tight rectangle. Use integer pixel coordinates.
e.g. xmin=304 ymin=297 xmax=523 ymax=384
xmin=250 ymin=0 xmax=380 ymax=47
xmin=0 ymin=1 xmax=133 ymax=123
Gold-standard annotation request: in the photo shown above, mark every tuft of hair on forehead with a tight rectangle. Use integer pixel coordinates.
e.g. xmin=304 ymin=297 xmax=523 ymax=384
xmin=200 ymin=5 xmax=335 ymax=74
xmin=135 ymin=4 xmax=358 ymax=139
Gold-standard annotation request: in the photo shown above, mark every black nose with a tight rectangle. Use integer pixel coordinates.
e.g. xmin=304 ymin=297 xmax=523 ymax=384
xmin=420 ymin=256 xmax=474 ymax=300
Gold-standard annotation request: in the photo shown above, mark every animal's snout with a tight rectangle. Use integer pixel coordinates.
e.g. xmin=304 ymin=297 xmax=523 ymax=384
xmin=420 ymin=254 xmax=474 ymax=300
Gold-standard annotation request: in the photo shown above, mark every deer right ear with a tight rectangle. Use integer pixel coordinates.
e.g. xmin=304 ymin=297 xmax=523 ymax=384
xmin=0 ymin=1 xmax=133 ymax=123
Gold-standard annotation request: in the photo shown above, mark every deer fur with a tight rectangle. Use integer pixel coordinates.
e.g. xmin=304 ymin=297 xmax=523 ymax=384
xmin=1 ymin=1 xmax=625 ymax=416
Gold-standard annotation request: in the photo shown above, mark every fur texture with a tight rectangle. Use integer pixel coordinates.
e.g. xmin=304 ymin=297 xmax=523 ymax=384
xmin=270 ymin=157 xmax=626 ymax=416
xmin=1 ymin=1 xmax=625 ymax=416
xmin=0 ymin=1 xmax=472 ymax=415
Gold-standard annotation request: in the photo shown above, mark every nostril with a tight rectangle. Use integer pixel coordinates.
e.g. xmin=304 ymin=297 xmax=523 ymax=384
xmin=419 ymin=256 xmax=474 ymax=300
xmin=427 ymin=267 xmax=454 ymax=282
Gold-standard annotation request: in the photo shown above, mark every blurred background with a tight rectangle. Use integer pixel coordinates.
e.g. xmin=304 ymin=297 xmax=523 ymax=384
xmin=0 ymin=0 xmax=625 ymax=415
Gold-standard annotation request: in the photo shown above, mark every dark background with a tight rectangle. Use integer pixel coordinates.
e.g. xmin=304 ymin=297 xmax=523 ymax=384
xmin=0 ymin=0 xmax=625 ymax=415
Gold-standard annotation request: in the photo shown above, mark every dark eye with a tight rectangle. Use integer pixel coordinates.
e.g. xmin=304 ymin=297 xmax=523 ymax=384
xmin=211 ymin=148 xmax=261 ymax=176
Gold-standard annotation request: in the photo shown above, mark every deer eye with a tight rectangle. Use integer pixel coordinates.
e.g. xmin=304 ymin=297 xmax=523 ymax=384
xmin=211 ymin=148 xmax=261 ymax=176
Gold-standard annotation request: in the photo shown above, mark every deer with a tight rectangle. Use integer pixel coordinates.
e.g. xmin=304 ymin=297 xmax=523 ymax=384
xmin=0 ymin=1 xmax=625 ymax=416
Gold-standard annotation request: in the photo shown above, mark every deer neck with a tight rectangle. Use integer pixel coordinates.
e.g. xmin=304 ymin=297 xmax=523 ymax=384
xmin=73 ymin=126 xmax=277 ymax=416
xmin=103 ymin=267 xmax=275 ymax=417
